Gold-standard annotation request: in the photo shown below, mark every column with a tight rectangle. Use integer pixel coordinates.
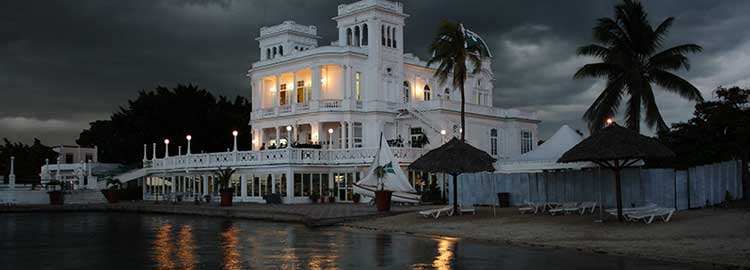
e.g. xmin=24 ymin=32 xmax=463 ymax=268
xmin=275 ymin=126 xmax=281 ymax=147
xmin=346 ymin=65 xmax=353 ymax=101
xmin=202 ymin=175 xmax=209 ymax=196
xmin=293 ymin=124 xmax=298 ymax=143
xmin=312 ymin=66 xmax=322 ymax=106
xmin=240 ymin=175 xmax=248 ymax=199
xmin=292 ymin=72 xmax=297 ymax=106
xmin=152 ymin=143 xmax=157 ymax=160
xmin=142 ymin=177 xmax=147 ymax=199
xmin=348 ymin=121 xmax=354 ymax=148
xmin=286 ymin=170 xmax=294 ymax=201
xmin=341 ymin=65 xmax=348 ymax=100
xmin=9 ymin=156 xmax=15 ymax=190
xmin=275 ymin=74 xmax=281 ymax=107
xmin=259 ymin=128 xmax=265 ymax=149
xmin=340 ymin=121 xmax=346 ymax=149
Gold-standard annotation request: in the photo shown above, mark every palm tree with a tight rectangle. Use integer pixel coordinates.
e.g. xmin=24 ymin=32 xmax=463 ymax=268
xmin=575 ymin=0 xmax=704 ymax=133
xmin=428 ymin=21 xmax=485 ymax=141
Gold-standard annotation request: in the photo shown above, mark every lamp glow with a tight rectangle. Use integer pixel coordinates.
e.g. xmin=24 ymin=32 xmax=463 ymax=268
xmin=164 ymin=139 xmax=170 ymax=145
xmin=320 ymin=77 xmax=327 ymax=84
xmin=606 ymin=118 xmax=614 ymax=125
xmin=286 ymin=126 xmax=292 ymax=132
xmin=328 ymin=128 xmax=334 ymax=134
xmin=440 ymin=129 xmax=446 ymax=135
xmin=269 ymin=87 xmax=276 ymax=92
xmin=186 ymin=135 xmax=192 ymax=141
xmin=232 ymin=130 xmax=239 ymax=137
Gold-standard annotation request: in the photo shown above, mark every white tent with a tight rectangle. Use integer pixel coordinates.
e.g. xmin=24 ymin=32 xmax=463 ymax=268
xmin=495 ymin=125 xmax=595 ymax=173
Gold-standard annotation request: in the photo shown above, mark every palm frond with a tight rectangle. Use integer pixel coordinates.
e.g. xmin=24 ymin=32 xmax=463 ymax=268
xmin=641 ymin=83 xmax=669 ymax=131
xmin=584 ymin=76 xmax=626 ymax=131
xmin=649 ymin=69 xmax=704 ymax=102
xmin=577 ymin=44 xmax=611 ymax=58
xmin=574 ymin=63 xmax=619 ymax=79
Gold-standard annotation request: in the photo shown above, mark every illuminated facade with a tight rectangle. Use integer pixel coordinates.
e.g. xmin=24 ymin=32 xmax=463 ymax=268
xmin=132 ymin=0 xmax=539 ymax=204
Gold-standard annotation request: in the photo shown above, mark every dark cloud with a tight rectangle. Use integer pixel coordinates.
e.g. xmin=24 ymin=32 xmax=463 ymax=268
xmin=2 ymin=0 xmax=749 ymax=145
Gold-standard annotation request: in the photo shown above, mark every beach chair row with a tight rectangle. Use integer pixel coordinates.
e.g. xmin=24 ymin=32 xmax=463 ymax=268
xmin=517 ymin=201 xmax=598 ymax=216
xmin=418 ymin=205 xmax=476 ymax=219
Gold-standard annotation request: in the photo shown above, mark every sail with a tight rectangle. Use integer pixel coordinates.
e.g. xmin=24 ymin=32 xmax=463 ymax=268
xmin=355 ymin=135 xmax=416 ymax=193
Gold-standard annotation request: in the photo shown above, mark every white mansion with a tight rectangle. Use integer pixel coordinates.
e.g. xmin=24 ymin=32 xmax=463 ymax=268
xmin=126 ymin=0 xmax=539 ymax=203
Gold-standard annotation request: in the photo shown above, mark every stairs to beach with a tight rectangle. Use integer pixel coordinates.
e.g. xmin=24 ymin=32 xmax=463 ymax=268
xmin=66 ymin=190 xmax=107 ymax=204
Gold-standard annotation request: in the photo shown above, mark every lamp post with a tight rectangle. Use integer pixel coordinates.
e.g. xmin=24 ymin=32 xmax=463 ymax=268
xmin=9 ymin=156 xmax=15 ymax=190
xmin=186 ymin=135 xmax=192 ymax=155
xmin=164 ymin=139 xmax=170 ymax=158
xmin=232 ymin=130 xmax=239 ymax=151
xmin=286 ymin=126 xmax=292 ymax=147
xmin=328 ymin=128 xmax=334 ymax=149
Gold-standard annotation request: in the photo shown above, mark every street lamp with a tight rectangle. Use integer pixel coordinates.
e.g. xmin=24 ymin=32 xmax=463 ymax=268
xmin=164 ymin=139 xmax=170 ymax=158
xmin=232 ymin=130 xmax=239 ymax=151
xmin=186 ymin=135 xmax=192 ymax=155
xmin=328 ymin=128 xmax=334 ymax=149
xmin=440 ymin=129 xmax=447 ymax=143
xmin=606 ymin=117 xmax=614 ymax=125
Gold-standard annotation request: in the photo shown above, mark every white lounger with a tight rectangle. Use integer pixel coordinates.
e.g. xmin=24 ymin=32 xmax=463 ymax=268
xmin=606 ymin=203 xmax=657 ymax=216
xmin=419 ymin=206 xmax=454 ymax=219
xmin=549 ymin=202 xmax=577 ymax=216
xmin=626 ymin=208 xmax=675 ymax=224
xmin=577 ymin=202 xmax=597 ymax=215
xmin=518 ymin=201 xmax=539 ymax=214
xmin=459 ymin=206 xmax=476 ymax=215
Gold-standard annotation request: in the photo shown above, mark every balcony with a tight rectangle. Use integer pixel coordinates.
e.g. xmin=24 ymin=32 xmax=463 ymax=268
xmin=143 ymin=147 xmax=429 ymax=171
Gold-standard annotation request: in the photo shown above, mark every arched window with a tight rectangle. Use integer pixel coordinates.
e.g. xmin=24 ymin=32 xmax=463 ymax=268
xmin=362 ymin=24 xmax=368 ymax=46
xmin=423 ymin=85 xmax=431 ymax=101
xmin=392 ymin=27 xmax=397 ymax=48
xmin=279 ymin=46 xmax=283 ymax=56
xmin=386 ymin=27 xmax=391 ymax=47
xmin=346 ymin=28 xmax=352 ymax=46
xmin=354 ymin=26 xmax=360 ymax=47
xmin=381 ymin=25 xmax=385 ymax=45
xmin=490 ymin=129 xmax=498 ymax=156
xmin=266 ymin=48 xmax=271 ymax=60
xmin=272 ymin=47 xmax=277 ymax=58
xmin=402 ymin=81 xmax=410 ymax=103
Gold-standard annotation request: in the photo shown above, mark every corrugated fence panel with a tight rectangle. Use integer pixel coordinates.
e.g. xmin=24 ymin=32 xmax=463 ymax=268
xmin=676 ymin=170 xmax=688 ymax=209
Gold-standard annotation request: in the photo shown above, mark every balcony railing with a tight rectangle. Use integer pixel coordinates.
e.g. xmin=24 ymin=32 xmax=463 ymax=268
xmin=143 ymin=147 xmax=429 ymax=171
xmin=320 ymin=99 xmax=341 ymax=109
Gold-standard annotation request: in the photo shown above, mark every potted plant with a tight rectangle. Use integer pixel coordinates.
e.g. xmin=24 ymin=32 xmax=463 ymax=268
xmin=100 ymin=177 xmax=122 ymax=203
xmin=327 ymin=188 xmax=336 ymax=204
xmin=309 ymin=193 xmax=320 ymax=204
xmin=212 ymin=167 xmax=236 ymax=207
xmin=46 ymin=180 xmax=64 ymax=205
xmin=353 ymin=193 xmax=361 ymax=204
xmin=374 ymin=164 xmax=393 ymax=212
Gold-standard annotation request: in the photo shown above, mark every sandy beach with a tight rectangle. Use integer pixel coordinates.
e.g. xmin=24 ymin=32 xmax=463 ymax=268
xmin=347 ymin=206 xmax=750 ymax=269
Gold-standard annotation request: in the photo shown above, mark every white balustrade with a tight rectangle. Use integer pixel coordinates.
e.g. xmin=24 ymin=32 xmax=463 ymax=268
xmin=145 ymin=147 xmax=428 ymax=171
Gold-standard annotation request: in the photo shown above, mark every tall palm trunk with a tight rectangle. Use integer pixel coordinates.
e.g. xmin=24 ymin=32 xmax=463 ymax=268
xmin=460 ymin=84 xmax=466 ymax=141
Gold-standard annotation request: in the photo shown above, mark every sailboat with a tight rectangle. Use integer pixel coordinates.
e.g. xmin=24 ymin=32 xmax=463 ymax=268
xmin=353 ymin=134 xmax=421 ymax=204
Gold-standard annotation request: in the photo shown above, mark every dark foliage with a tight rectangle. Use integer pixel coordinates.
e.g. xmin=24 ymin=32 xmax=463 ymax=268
xmin=652 ymin=86 xmax=750 ymax=168
xmin=77 ymin=84 xmax=251 ymax=165
xmin=0 ymin=138 xmax=57 ymax=180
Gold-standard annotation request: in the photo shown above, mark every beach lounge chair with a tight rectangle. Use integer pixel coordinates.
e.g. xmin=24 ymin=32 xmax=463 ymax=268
xmin=606 ymin=203 xmax=657 ymax=216
xmin=419 ymin=206 xmax=454 ymax=219
xmin=517 ymin=201 xmax=539 ymax=214
xmin=459 ymin=206 xmax=476 ymax=215
xmin=549 ymin=202 xmax=577 ymax=216
xmin=577 ymin=202 xmax=597 ymax=215
xmin=626 ymin=208 xmax=675 ymax=224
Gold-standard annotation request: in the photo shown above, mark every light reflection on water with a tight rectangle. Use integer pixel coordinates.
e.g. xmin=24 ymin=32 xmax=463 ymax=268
xmin=0 ymin=213 xmax=714 ymax=270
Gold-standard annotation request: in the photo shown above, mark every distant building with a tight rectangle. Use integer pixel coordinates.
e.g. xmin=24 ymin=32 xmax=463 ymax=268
xmin=126 ymin=0 xmax=540 ymax=204
xmin=39 ymin=145 xmax=119 ymax=189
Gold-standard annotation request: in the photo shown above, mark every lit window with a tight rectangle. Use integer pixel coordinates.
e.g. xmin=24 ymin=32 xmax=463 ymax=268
xmin=521 ymin=131 xmax=533 ymax=154
xmin=296 ymin=80 xmax=306 ymax=104
xmin=355 ymin=72 xmax=361 ymax=101
xmin=490 ymin=129 xmax=498 ymax=156
xmin=280 ymin=83 xmax=288 ymax=105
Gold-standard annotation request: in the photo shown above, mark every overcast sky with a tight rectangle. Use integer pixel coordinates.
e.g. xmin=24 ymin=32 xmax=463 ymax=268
xmin=2 ymin=0 xmax=750 ymax=146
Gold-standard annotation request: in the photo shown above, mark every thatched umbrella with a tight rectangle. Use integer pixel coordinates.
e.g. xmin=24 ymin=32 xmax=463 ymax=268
xmin=558 ymin=123 xmax=675 ymax=221
xmin=409 ymin=138 xmax=496 ymax=214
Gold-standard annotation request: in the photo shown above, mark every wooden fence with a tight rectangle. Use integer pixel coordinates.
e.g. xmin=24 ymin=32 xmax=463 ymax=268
xmin=452 ymin=160 xmax=744 ymax=210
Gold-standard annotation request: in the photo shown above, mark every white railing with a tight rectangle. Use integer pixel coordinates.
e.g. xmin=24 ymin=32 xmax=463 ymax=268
xmin=320 ymin=99 xmax=342 ymax=109
xmin=413 ymin=99 xmax=537 ymax=120
xmin=143 ymin=147 xmax=429 ymax=171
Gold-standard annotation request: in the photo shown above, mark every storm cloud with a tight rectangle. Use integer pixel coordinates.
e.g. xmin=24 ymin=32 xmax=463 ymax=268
xmin=2 ymin=0 xmax=749 ymax=145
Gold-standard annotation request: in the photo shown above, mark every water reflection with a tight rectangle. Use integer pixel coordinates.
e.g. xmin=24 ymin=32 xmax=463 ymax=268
xmin=412 ymin=237 xmax=457 ymax=270
xmin=220 ymin=222 xmax=242 ymax=270
xmin=177 ymin=225 xmax=197 ymax=270
xmin=153 ymin=224 xmax=175 ymax=270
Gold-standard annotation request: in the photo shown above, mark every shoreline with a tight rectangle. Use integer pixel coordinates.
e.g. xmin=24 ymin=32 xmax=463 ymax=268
xmin=0 ymin=202 xmax=428 ymax=227
xmin=345 ymin=206 xmax=750 ymax=270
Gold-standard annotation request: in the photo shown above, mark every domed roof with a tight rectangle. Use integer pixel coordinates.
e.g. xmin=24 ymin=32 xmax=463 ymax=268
xmin=463 ymin=28 xmax=492 ymax=58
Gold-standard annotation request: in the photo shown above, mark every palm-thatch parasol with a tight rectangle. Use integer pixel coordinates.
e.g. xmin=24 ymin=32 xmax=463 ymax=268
xmin=558 ymin=123 xmax=675 ymax=221
xmin=408 ymin=138 xmax=496 ymax=214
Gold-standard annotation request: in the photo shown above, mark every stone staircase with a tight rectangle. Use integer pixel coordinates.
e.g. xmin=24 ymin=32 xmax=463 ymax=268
xmin=65 ymin=190 xmax=107 ymax=204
